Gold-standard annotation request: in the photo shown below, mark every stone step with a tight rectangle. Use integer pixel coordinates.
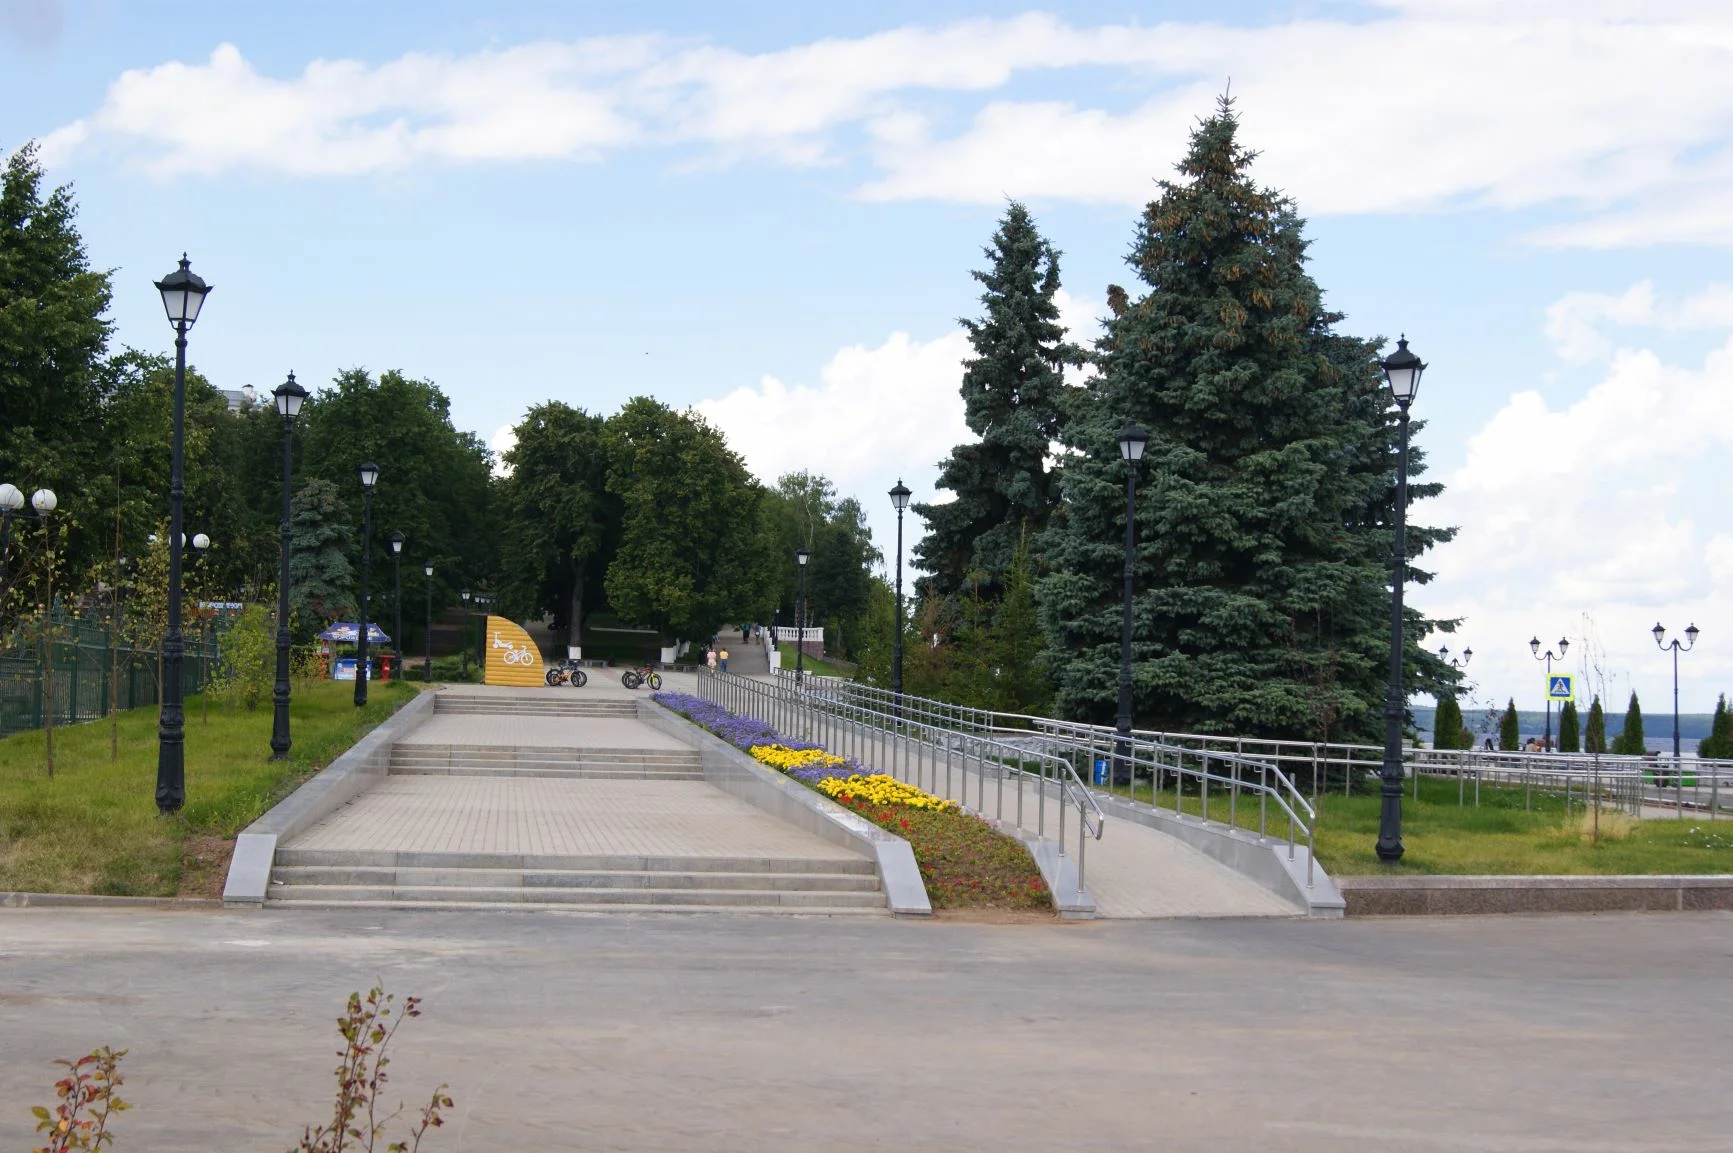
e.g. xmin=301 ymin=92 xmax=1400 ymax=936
xmin=433 ymin=699 xmax=638 ymax=716
xmin=389 ymin=765 xmax=706 ymax=780
xmin=271 ymin=865 xmax=881 ymax=892
xmin=390 ymin=745 xmax=699 ymax=765
xmin=272 ymin=848 xmax=877 ymax=874
xmin=262 ymin=898 xmax=888 ymax=916
xmin=267 ymin=885 xmax=885 ymax=908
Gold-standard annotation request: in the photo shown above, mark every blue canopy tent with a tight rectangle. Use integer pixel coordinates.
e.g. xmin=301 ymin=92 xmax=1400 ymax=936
xmin=317 ymin=622 xmax=391 ymax=644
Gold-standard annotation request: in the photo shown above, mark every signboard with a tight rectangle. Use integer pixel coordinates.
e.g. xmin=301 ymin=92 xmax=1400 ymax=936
xmin=1546 ymin=674 xmax=1574 ymax=702
xmin=484 ymin=615 xmax=546 ymax=686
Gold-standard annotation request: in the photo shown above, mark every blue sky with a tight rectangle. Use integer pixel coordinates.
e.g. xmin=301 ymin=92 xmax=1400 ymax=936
xmin=6 ymin=0 xmax=1733 ymax=714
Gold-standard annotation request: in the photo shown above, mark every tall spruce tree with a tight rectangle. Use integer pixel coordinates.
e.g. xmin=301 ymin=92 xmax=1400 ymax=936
xmin=1499 ymin=699 xmax=1520 ymax=751
xmin=913 ymin=202 xmax=1079 ymax=602
xmin=1432 ymin=695 xmax=1465 ymax=750
xmin=1038 ymin=97 xmax=1453 ymax=738
xmin=1585 ymin=694 xmax=1608 ymax=755
xmin=1613 ymin=690 xmax=1646 ymax=755
xmin=1558 ymin=699 xmax=1581 ymax=753
xmin=287 ymin=478 xmax=357 ymax=630
xmin=1700 ymin=693 xmax=1732 ymax=759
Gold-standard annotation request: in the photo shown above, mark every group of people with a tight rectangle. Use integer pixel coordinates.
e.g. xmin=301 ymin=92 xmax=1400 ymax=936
xmin=702 ymin=624 xmax=768 ymax=672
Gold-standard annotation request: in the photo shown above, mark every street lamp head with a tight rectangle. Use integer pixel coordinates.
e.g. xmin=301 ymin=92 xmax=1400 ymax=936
xmin=1380 ymin=335 xmax=1425 ymax=407
xmin=390 ymin=530 xmax=404 ymax=555
xmin=796 ymin=547 xmax=809 ymax=567
xmin=1686 ymin=623 xmax=1700 ymax=648
xmin=1462 ymin=646 xmax=1473 ymax=664
xmin=273 ymin=372 xmax=308 ymax=420
xmin=423 ymin=561 xmax=433 ymax=578
xmin=1529 ymin=635 xmax=1541 ymax=657
xmin=1117 ymin=423 xmax=1149 ymax=463
xmin=889 ymin=479 xmax=911 ymax=512
xmin=1557 ymin=637 xmax=1569 ymax=656
xmin=1438 ymin=644 xmax=1449 ymax=660
xmin=0 ymin=483 xmax=21 ymax=512
xmin=192 ymin=533 xmax=210 ymax=551
xmin=461 ymin=588 xmax=471 ymax=602
xmin=30 ymin=488 xmax=56 ymax=515
xmin=359 ymin=460 xmax=380 ymax=491
xmin=154 ymin=254 xmax=212 ymax=330
xmin=1652 ymin=622 xmax=1666 ymax=648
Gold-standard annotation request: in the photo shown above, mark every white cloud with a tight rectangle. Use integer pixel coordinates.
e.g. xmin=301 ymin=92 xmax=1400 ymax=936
xmin=1544 ymin=281 xmax=1733 ymax=361
xmin=34 ymin=6 xmax=1733 ymax=246
xmin=1419 ymin=325 xmax=1733 ymax=712
xmin=489 ymin=423 xmax=517 ymax=477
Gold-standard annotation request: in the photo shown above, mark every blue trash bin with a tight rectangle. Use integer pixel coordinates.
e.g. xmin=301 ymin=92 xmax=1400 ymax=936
xmin=1093 ymin=758 xmax=1108 ymax=786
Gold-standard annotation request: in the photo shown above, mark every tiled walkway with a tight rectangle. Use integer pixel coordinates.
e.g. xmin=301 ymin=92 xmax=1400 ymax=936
xmin=397 ymin=714 xmax=692 ymax=750
xmin=286 ymin=776 xmax=861 ymax=860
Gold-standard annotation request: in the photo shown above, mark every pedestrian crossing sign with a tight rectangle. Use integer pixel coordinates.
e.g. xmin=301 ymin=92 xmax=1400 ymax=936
xmin=1546 ymin=675 xmax=1574 ymax=702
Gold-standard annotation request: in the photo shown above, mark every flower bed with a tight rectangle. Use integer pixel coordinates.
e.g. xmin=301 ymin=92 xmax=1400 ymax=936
xmin=654 ymin=691 xmax=1050 ymax=910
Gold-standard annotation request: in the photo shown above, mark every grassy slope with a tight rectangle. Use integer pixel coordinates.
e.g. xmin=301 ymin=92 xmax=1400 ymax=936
xmin=0 ymin=679 xmax=416 ymax=896
xmin=774 ymin=644 xmax=850 ymax=679
xmin=1119 ymin=776 xmax=1733 ymax=875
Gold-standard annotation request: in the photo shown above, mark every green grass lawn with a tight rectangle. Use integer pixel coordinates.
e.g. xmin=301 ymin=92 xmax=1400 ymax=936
xmin=1110 ymin=775 xmax=1733 ymax=875
xmin=0 ymin=679 xmax=416 ymax=897
xmin=775 ymin=644 xmax=850 ymax=679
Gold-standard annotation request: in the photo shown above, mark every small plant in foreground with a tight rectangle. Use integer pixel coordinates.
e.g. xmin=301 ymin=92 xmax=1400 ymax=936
xmin=291 ymin=984 xmax=453 ymax=1153
xmin=31 ymin=1047 xmax=129 ymax=1153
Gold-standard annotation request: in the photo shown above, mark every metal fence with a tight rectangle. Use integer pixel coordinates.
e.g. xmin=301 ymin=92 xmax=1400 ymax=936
xmin=0 ymin=615 xmax=221 ymax=740
xmin=701 ymin=669 xmax=1106 ymax=901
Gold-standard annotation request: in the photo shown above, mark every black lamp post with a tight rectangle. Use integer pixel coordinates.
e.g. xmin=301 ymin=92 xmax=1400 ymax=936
xmin=1527 ymin=636 xmax=1570 ymax=751
xmin=460 ymin=588 xmax=471 ymax=681
xmin=473 ymin=594 xmax=490 ymax=673
xmin=889 ymin=480 xmax=911 ymax=703
xmin=153 ymin=254 xmax=212 ymax=815
xmin=1652 ymin=622 xmax=1700 ymax=762
xmin=1438 ymin=644 xmax=1472 ymax=671
xmin=795 ymin=548 xmax=809 ymax=685
xmin=389 ymin=531 xmax=404 ymax=681
xmin=1112 ymin=424 xmax=1148 ymax=787
xmin=1375 ymin=335 xmax=1425 ymax=864
xmin=269 ymin=372 xmax=307 ymax=759
xmin=0 ymin=482 xmax=22 ymax=628
xmin=423 ymin=561 xmax=434 ymax=682
xmin=32 ymin=489 xmax=58 ymax=774
xmin=354 ymin=460 xmax=378 ymax=708
xmin=190 ymin=533 xmax=211 ymax=724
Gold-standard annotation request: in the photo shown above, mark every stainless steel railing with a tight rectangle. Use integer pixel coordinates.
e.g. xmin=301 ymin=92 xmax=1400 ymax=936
xmin=701 ymin=669 xmax=1105 ymax=900
xmin=774 ymin=673 xmax=1319 ymax=887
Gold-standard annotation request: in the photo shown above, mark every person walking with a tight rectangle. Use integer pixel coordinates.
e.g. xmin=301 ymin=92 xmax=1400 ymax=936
xmin=705 ymin=646 xmax=718 ymax=672
xmin=719 ymin=646 xmax=730 ymax=673
xmin=742 ymin=625 xmax=750 ymax=644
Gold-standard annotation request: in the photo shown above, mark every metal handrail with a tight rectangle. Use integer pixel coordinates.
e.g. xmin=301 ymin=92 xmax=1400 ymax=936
xmin=701 ymin=670 xmax=1104 ymax=899
xmin=773 ymin=672 xmax=1319 ymax=886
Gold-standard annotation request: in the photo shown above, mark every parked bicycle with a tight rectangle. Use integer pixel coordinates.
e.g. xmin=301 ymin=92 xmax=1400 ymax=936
xmin=619 ymin=662 xmax=663 ymax=691
xmin=544 ymin=659 xmax=589 ymax=688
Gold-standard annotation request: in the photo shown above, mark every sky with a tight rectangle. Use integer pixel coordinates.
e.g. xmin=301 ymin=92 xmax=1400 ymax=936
xmin=4 ymin=0 xmax=1732 ymax=712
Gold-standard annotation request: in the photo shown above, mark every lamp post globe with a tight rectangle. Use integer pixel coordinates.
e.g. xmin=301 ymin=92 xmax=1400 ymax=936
xmin=354 ymin=461 xmax=379 ymax=707
xmin=152 ymin=254 xmax=212 ymax=816
xmin=268 ymin=372 xmax=307 ymax=759
xmin=0 ymin=482 xmax=23 ymax=631
xmin=889 ymin=480 xmax=911 ymax=704
xmin=389 ymin=531 xmax=405 ymax=681
xmin=1375 ymin=335 xmax=1426 ymax=864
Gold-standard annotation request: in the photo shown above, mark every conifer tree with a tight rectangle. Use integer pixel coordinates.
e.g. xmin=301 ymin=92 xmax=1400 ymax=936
xmin=1432 ymin=695 xmax=1464 ymax=750
xmin=1499 ymin=699 xmax=1520 ymax=751
xmin=1700 ymin=693 xmax=1732 ymax=759
xmin=914 ymin=202 xmax=1079 ymax=603
xmin=288 ymin=479 xmax=357 ymax=630
xmin=1558 ymin=699 xmax=1580 ymax=753
xmin=1585 ymin=695 xmax=1608 ymax=755
xmin=1612 ymin=690 xmax=1646 ymax=755
xmin=1038 ymin=97 xmax=1452 ymax=738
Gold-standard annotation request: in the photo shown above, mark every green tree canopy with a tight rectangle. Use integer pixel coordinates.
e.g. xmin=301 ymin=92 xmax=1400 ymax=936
xmin=602 ymin=398 xmax=774 ymax=641
xmin=288 ymin=478 xmax=356 ymax=630
xmin=495 ymin=402 xmax=615 ymax=649
xmin=1499 ymin=699 xmax=1520 ymax=751
xmin=1558 ymin=699 xmax=1581 ymax=753
xmin=1433 ymin=695 xmax=1466 ymax=750
xmin=913 ymin=201 xmax=1079 ymax=602
xmin=762 ymin=472 xmax=877 ymax=657
xmin=1038 ymin=96 xmax=1455 ymax=741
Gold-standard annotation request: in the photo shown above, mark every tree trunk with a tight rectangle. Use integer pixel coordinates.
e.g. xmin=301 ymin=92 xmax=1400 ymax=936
xmin=568 ymin=559 xmax=585 ymax=653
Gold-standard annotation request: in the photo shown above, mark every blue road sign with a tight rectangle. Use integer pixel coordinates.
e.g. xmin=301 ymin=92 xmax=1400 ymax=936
xmin=1547 ymin=675 xmax=1574 ymax=701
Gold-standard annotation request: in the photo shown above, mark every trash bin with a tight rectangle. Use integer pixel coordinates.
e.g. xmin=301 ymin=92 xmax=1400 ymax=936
xmin=1093 ymin=758 xmax=1108 ymax=786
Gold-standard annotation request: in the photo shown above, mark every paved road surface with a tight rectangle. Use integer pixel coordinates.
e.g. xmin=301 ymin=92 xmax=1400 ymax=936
xmin=1 ymin=908 xmax=1728 ymax=1151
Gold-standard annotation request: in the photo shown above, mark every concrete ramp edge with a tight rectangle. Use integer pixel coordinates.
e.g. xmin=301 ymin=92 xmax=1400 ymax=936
xmin=221 ymin=690 xmax=438 ymax=907
xmin=639 ymin=700 xmax=932 ymax=916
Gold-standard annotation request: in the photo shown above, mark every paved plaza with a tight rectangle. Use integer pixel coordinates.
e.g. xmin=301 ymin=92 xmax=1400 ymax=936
xmin=1 ymin=908 xmax=1728 ymax=1151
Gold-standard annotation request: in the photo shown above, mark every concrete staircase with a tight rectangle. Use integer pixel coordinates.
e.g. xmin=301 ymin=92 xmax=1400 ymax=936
xmin=389 ymin=744 xmax=704 ymax=780
xmin=432 ymin=696 xmax=638 ymax=719
xmin=267 ymin=849 xmax=885 ymax=914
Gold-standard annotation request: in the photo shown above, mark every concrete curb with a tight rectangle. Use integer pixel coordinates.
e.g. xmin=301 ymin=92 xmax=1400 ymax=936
xmin=1095 ymin=795 xmax=1345 ymax=918
xmin=639 ymin=700 xmax=932 ymax=917
xmin=222 ymin=690 xmax=437 ymax=907
xmin=1337 ymin=873 xmax=1733 ymax=916
xmin=2 ymin=893 xmax=222 ymax=909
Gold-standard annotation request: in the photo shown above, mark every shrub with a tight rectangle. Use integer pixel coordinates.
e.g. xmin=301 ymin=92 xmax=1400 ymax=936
xmin=1499 ymin=699 xmax=1520 ymax=751
xmin=217 ymin=604 xmax=276 ymax=711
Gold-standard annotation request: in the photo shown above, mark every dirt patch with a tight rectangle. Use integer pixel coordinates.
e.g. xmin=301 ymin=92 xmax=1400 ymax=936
xmin=930 ymin=907 xmax=1062 ymax=925
xmin=177 ymin=835 xmax=235 ymax=899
